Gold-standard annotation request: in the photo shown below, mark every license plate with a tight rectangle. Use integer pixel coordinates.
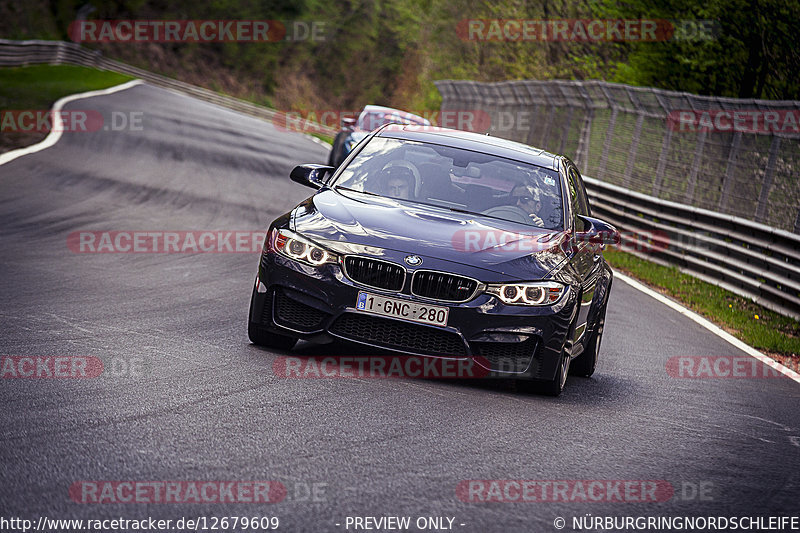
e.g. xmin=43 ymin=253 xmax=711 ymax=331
xmin=356 ymin=291 xmax=449 ymax=327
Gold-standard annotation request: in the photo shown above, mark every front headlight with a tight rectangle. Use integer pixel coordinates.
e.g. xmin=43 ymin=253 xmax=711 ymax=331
xmin=485 ymin=281 xmax=565 ymax=306
xmin=269 ymin=229 xmax=338 ymax=267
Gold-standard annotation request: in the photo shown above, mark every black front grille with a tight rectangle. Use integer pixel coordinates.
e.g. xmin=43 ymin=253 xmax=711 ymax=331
xmin=471 ymin=338 xmax=537 ymax=372
xmin=412 ymin=271 xmax=478 ymax=302
xmin=273 ymin=290 xmax=329 ymax=331
xmin=330 ymin=313 xmax=467 ymax=357
xmin=343 ymin=256 xmax=405 ymax=291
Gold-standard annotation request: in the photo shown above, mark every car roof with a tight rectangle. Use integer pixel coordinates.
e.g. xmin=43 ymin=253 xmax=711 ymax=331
xmin=360 ymin=105 xmax=430 ymax=125
xmin=376 ymin=124 xmax=560 ymax=170
xmin=362 ymin=105 xmax=418 ymax=116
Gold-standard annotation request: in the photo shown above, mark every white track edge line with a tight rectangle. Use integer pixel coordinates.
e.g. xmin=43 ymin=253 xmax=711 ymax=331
xmin=614 ymin=270 xmax=800 ymax=384
xmin=305 ymin=134 xmax=333 ymax=148
xmin=0 ymin=79 xmax=144 ymax=167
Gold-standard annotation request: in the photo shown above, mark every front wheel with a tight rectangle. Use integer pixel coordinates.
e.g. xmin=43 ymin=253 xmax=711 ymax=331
xmin=247 ymin=286 xmax=297 ymax=350
xmin=539 ymin=347 xmax=570 ymax=396
xmin=248 ymin=321 xmax=297 ymax=350
xmin=518 ymin=346 xmax=570 ymax=397
xmin=570 ymin=303 xmax=606 ymax=377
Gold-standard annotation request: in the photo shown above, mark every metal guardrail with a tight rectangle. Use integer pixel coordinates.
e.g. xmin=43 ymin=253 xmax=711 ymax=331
xmin=584 ymin=176 xmax=800 ymax=320
xmin=0 ymin=39 xmax=338 ymax=136
xmin=436 ymin=79 xmax=800 ymax=320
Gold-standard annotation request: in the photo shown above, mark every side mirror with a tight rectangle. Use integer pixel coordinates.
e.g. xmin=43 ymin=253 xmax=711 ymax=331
xmin=342 ymin=117 xmax=357 ymax=130
xmin=290 ymin=164 xmax=334 ymax=190
xmin=576 ymin=215 xmax=620 ymax=246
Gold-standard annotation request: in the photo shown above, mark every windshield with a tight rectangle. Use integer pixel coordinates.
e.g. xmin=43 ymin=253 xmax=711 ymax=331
xmin=331 ymin=137 xmax=564 ymax=230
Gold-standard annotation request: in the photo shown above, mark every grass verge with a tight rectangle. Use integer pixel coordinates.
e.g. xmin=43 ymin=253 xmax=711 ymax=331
xmin=604 ymin=248 xmax=799 ymax=368
xmin=308 ymin=132 xmax=334 ymax=145
xmin=0 ymin=64 xmax=134 ymax=153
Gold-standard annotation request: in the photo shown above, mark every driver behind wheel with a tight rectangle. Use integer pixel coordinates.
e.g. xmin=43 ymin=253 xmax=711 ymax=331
xmin=510 ymin=184 xmax=545 ymax=227
xmin=378 ymin=166 xmax=415 ymax=200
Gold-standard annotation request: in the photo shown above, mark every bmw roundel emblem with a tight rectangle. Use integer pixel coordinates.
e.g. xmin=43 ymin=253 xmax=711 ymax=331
xmin=404 ymin=255 xmax=422 ymax=266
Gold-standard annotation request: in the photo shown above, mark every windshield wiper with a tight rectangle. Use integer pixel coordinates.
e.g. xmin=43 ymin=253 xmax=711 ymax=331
xmin=334 ymin=186 xmax=382 ymax=198
xmin=443 ymin=206 xmax=482 ymax=216
xmin=443 ymin=205 xmax=544 ymax=227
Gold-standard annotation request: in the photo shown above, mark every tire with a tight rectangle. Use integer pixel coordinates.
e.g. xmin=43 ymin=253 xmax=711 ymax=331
xmin=517 ymin=305 xmax=580 ymax=396
xmin=247 ymin=286 xmax=297 ymax=350
xmin=539 ymin=346 xmax=570 ymax=396
xmin=328 ymin=132 xmax=348 ymax=167
xmin=517 ymin=344 xmax=570 ymax=397
xmin=248 ymin=321 xmax=297 ymax=350
xmin=570 ymin=303 xmax=606 ymax=377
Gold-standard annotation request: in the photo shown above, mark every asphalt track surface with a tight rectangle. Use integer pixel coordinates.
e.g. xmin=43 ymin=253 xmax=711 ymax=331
xmin=0 ymin=83 xmax=798 ymax=533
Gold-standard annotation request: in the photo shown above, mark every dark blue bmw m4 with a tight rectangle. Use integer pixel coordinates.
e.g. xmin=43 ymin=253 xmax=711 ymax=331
xmin=248 ymin=125 xmax=618 ymax=395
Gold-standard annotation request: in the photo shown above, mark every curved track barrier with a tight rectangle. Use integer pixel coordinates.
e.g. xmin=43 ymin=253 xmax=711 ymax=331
xmin=584 ymin=177 xmax=800 ymax=320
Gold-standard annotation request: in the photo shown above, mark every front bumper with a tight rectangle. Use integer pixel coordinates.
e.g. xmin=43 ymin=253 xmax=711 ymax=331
xmin=250 ymin=251 xmax=577 ymax=381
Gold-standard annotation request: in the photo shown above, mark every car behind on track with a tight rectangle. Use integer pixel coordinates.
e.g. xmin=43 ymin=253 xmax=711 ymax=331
xmin=327 ymin=105 xmax=431 ymax=167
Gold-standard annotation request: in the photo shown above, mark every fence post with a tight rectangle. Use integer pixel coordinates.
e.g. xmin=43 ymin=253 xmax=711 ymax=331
xmin=524 ymin=82 xmax=542 ymax=147
xmin=685 ymin=129 xmax=707 ymax=204
xmin=596 ymin=86 xmax=617 ymax=181
xmin=539 ymin=85 xmax=556 ymax=152
xmin=755 ymin=136 xmax=781 ymax=223
xmin=652 ymin=93 xmax=673 ymax=197
xmin=718 ymin=131 xmax=742 ymax=211
xmin=575 ymin=83 xmax=593 ymax=173
xmin=54 ymin=41 xmax=64 ymax=65
xmin=559 ymin=105 xmax=574 ymax=155
xmin=622 ymin=89 xmax=645 ymax=189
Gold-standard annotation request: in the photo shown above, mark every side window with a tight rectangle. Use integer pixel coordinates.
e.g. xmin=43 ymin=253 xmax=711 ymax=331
xmin=570 ymin=166 xmax=590 ymax=215
xmin=566 ymin=165 xmax=589 ymax=232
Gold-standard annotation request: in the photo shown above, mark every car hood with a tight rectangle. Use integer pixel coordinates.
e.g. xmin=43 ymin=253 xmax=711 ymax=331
xmin=290 ymin=189 xmax=570 ymax=280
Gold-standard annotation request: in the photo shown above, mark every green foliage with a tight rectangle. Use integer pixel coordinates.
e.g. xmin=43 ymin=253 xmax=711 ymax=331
xmin=1 ymin=0 xmax=796 ymax=115
xmin=0 ymin=65 xmax=133 ymax=110
xmin=591 ymin=0 xmax=800 ymax=99
xmin=604 ymin=248 xmax=800 ymax=357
